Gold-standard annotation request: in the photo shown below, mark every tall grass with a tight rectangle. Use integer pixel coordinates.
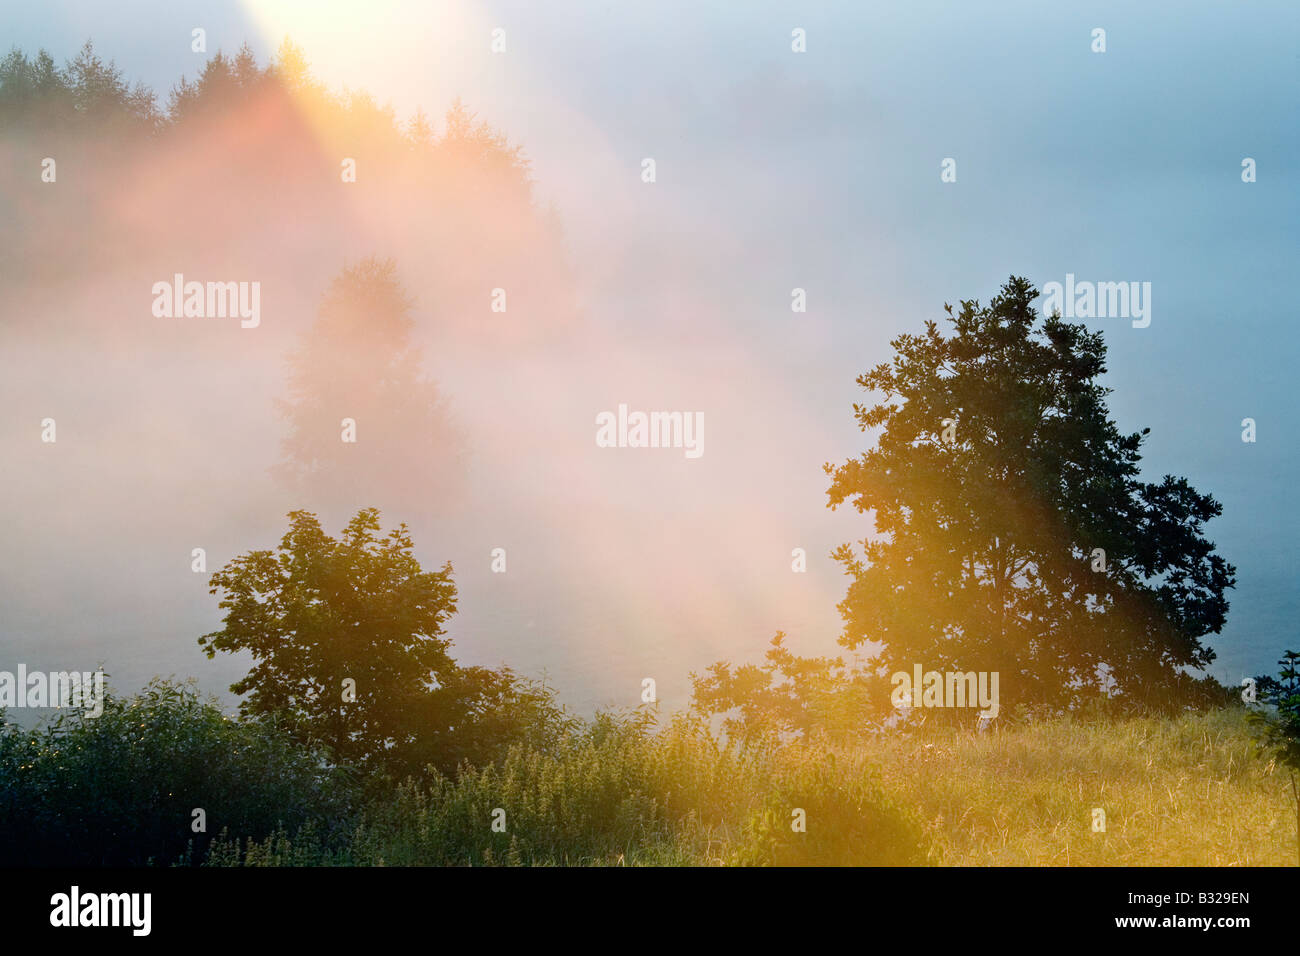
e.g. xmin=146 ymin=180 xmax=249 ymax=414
xmin=206 ymin=707 xmax=1293 ymax=866
xmin=875 ymin=707 xmax=1293 ymax=866
xmin=205 ymin=712 xmax=929 ymax=866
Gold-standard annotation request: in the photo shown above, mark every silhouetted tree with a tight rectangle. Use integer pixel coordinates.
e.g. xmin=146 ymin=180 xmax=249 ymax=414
xmin=200 ymin=508 xmax=569 ymax=778
xmin=824 ymin=276 xmax=1235 ymax=714
xmin=1249 ymin=650 xmax=1300 ymax=864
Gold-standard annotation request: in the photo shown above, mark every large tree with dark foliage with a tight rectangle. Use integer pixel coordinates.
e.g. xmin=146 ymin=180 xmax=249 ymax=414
xmin=824 ymin=276 xmax=1235 ymax=714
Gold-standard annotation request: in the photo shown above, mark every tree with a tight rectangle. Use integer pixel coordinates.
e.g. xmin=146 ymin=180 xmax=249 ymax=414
xmin=64 ymin=41 xmax=158 ymax=130
xmin=200 ymin=508 xmax=566 ymax=778
xmin=439 ymin=99 xmax=528 ymax=175
xmin=824 ymin=276 xmax=1235 ymax=715
xmin=690 ymin=632 xmax=891 ymax=742
xmin=406 ymin=108 xmax=435 ymax=151
xmin=1249 ymin=650 xmax=1300 ymax=865
xmin=231 ymin=43 xmax=263 ymax=90
xmin=274 ymin=259 xmax=464 ymax=513
xmin=0 ymin=48 xmax=72 ymax=127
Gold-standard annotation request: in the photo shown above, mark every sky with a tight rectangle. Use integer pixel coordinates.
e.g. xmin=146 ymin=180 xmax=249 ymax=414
xmin=2 ymin=0 xmax=1297 ymax=718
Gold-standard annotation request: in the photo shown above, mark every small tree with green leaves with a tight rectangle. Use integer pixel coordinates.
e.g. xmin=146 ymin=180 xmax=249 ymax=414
xmin=1248 ymin=650 xmax=1300 ymax=865
xmin=200 ymin=508 xmax=570 ymax=780
xmin=690 ymin=632 xmax=893 ymax=743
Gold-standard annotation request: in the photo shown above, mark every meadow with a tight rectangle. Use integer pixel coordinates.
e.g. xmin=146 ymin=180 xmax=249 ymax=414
xmin=202 ymin=706 xmax=1295 ymax=867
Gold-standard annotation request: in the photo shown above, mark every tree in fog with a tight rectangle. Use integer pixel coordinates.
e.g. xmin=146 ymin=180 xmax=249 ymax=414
xmin=274 ymin=258 xmax=465 ymax=512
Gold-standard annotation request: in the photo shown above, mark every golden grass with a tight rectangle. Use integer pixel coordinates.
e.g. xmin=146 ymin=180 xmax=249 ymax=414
xmin=870 ymin=708 xmax=1296 ymax=866
xmin=206 ymin=707 xmax=1298 ymax=866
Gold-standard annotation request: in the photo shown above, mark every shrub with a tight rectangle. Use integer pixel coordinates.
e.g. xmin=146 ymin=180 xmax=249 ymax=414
xmin=207 ymin=712 xmax=929 ymax=866
xmin=0 ymin=678 xmax=354 ymax=866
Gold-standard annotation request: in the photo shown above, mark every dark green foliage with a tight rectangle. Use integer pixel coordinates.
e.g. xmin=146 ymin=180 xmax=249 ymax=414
xmin=1253 ymin=650 xmax=1300 ymax=764
xmin=1248 ymin=650 xmax=1300 ymax=863
xmin=824 ymin=277 xmax=1235 ymax=714
xmin=204 ymin=713 xmax=929 ymax=867
xmin=200 ymin=508 xmax=575 ymax=780
xmin=0 ymin=679 xmax=351 ymax=866
xmin=732 ymin=753 xmax=929 ymax=866
xmin=1250 ymin=651 xmax=1300 ymax=768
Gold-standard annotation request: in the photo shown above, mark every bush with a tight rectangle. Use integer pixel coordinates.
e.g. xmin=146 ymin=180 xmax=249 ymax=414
xmin=732 ymin=743 xmax=930 ymax=866
xmin=0 ymin=678 xmax=355 ymax=866
xmin=207 ymin=711 xmax=930 ymax=866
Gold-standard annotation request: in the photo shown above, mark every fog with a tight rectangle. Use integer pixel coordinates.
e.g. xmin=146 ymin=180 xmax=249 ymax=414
xmin=2 ymin=1 xmax=1296 ymax=720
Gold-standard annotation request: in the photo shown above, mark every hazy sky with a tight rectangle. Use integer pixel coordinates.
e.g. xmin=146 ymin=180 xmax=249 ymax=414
xmin=3 ymin=0 xmax=1297 ymax=717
